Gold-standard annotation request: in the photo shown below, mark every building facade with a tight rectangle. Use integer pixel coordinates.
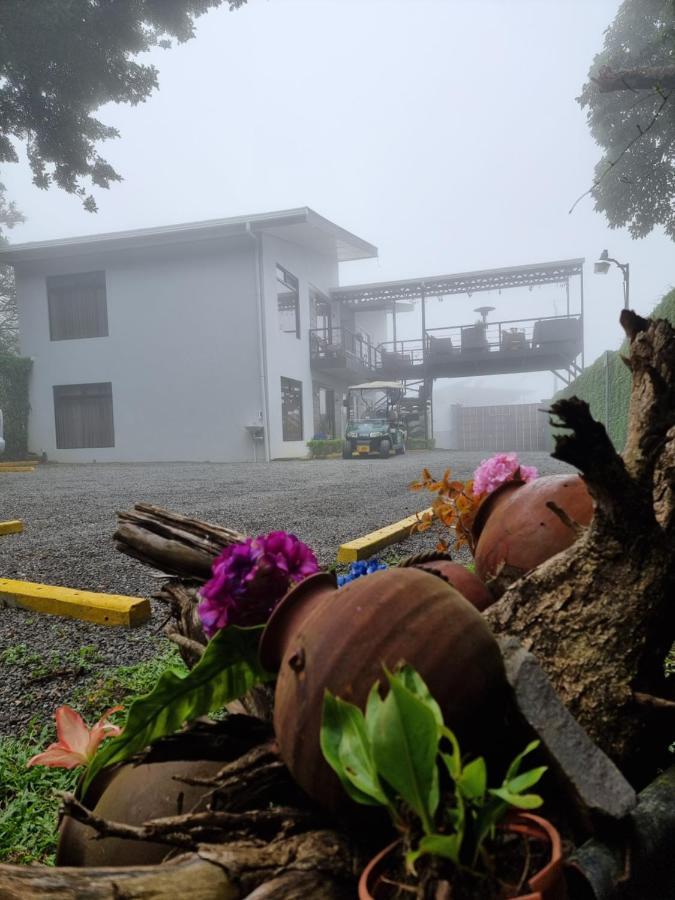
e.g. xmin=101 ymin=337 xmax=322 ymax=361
xmin=2 ymin=208 xmax=380 ymax=462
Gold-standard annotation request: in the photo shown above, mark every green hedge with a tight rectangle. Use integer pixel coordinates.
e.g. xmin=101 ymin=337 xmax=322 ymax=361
xmin=307 ymin=438 xmax=343 ymax=458
xmin=0 ymin=353 xmax=32 ymax=458
xmin=407 ymin=437 xmax=436 ymax=451
xmin=552 ymin=288 xmax=675 ymax=450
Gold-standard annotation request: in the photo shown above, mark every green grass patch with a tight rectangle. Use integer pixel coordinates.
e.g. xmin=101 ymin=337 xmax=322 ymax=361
xmin=0 ymin=643 xmax=187 ymax=865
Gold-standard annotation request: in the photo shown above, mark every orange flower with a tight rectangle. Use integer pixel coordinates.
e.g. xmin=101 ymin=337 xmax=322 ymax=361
xmin=27 ymin=705 xmax=123 ymax=769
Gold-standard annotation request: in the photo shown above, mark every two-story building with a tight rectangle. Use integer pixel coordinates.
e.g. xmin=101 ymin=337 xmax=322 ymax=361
xmin=1 ymin=208 xmax=385 ymax=462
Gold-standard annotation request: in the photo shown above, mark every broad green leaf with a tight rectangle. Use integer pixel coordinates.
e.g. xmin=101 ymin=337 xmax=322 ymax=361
xmin=371 ymin=669 xmax=440 ymax=833
xmin=439 ymin=726 xmax=462 ymax=781
xmin=397 ymin=665 xmax=443 ymax=730
xmin=365 ymin=680 xmax=384 ymax=744
xmin=507 ymin=766 xmax=548 ymax=795
xmin=458 ymin=756 xmax=487 ymax=801
xmin=82 ymin=626 xmax=271 ymax=795
xmin=320 ymin=692 xmax=390 ymax=807
xmin=505 ymin=739 xmax=540 ymax=782
xmin=488 ymin=787 xmax=543 ymax=809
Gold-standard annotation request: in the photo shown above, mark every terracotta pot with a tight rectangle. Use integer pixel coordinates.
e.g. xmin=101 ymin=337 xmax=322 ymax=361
xmin=259 ymin=567 xmax=506 ymax=811
xmin=358 ymin=814 xmax=565 ymax=900
xmin=57 ymin=718 xmax=271 ymax=867
xmin=407 ymin=554 xmax=495 ymax=612
xmin=473 ymin=475 xmax=593 ymax=583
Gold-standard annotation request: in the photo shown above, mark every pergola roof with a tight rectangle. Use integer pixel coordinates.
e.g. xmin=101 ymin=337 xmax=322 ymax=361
xmin=330 ymin=257 xmax=584 ymax=310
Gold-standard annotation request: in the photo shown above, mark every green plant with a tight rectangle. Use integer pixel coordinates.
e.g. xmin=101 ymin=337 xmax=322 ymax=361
xmin=0 ymin=352 xmax=32 ymax=457
xmin=321 ymin=665 xmax=546 ymax=874
xmin=307 ymin=438 xmax=343 ymax=458
xmin=0 ymin=725 xmax=78 ymax=865
xmin=82 ymin=625 xmax=272 ymax=793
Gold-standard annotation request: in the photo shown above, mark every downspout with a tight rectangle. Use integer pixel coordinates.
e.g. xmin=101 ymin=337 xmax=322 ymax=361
xmin=247 ymin=224 xmax=271 ymax=462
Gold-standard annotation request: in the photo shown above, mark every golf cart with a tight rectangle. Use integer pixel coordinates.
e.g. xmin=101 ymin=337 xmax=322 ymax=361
xmin=342 ymin=381 xmax=407 ymax=459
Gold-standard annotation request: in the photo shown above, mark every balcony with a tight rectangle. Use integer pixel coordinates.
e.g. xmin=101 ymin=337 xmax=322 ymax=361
xmin=310 ymin=315 xmax=583 ymax=382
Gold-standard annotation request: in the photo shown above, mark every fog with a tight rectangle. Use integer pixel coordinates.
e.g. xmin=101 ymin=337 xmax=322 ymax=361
xmin=3 ymin=0 xmax=674 ymax=409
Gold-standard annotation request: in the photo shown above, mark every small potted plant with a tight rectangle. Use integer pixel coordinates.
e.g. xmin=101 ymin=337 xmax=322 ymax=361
xmin=321 ymin=665 xmax=565 ymax=899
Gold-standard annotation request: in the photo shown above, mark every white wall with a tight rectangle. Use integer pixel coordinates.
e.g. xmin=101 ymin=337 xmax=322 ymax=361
xmin=16 ymin=237 xmax=264 ymax=462
xmin=260 ymin=233 xmax=338 ymax=459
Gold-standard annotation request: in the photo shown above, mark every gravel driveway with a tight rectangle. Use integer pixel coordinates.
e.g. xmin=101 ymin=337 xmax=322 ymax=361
xmin=0 ymin=451 xmax=572 ymax=735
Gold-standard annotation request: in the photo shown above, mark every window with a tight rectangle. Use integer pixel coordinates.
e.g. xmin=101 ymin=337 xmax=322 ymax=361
xmin=277 ymin=265 xmax=300 ymax=338
xmin=312 ymin=384 xmax=336 ymax=438
xmin=281 ymin=377 xmax=303 ymax=441
xmin=47 ymin=271 xmax=108 ymax=341
xmin=53 ymin=382 xmax=115 ymax=449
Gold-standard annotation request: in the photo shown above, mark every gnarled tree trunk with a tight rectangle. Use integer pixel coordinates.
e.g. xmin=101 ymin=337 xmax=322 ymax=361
xmin=486 ymin=311 xmax=675 ymax=779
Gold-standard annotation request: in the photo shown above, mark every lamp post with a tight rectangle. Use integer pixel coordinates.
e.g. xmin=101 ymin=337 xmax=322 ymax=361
xmin=594 ymin=249 xmax=630 ymax=310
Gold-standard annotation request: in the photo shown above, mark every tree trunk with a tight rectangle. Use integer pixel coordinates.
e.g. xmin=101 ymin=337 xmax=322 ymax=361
xmin=486 ymin=311 xmax=675 ymax=779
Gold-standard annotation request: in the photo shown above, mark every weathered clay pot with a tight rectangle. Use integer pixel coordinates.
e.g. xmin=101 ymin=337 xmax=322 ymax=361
xmin=259 ymin=567 xmax=507 ymax=811
xmin=406 ymin=554 xmax=495 ymax=612
xmin=472 ymin=475 xmax=594 ymax=583
xmin=358 ymin=814 xmax=565 ymax=899
xmin=57 ymin=717 xmax=271 ymax=867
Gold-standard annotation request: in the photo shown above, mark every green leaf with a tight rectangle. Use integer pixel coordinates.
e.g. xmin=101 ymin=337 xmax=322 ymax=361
xmin=507 ymin=766 xmax=548 ymax=795
xmin=439 ymin=726 xmax=462 ymax=781
xmin=320 ymin=691 xmax=390 ymax=808
xmin=81 ymin=626 xmax=271 ymax=795
xmin=488 ymin=787 xmax=543 ymax=809
xmin=371 ymin=669 xmax=440 ymax=833
xmin=410 ymin=832 xmax=463 ymax=868
xmin=365 ymin=680 xmax=384 ymax=744
xmin=397 ymin=665 xmax=443 ymax=730
xmin=505 ymin=739 xmax=540 ymax=782
xmin=458 ymin=756 xmax=487 ymax=801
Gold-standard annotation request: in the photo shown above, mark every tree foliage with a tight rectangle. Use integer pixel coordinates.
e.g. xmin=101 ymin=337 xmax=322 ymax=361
xmin=0 ymin=0 xmax=246 ymax=214
xmin=0 ymin=184 xmax=25 ymax=354
xmin=578 ymin=0 xmax=675 ymax=238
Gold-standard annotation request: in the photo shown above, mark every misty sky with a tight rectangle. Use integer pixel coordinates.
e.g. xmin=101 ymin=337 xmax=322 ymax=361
xmin=3 ymin=0 xmax=674 ymax=404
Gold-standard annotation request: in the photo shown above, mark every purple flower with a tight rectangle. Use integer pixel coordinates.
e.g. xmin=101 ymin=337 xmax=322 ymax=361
xmin=472 ymin=452 xmax=538 ymax=497
xmin=198 ymin=532 xmax=319 ymax=637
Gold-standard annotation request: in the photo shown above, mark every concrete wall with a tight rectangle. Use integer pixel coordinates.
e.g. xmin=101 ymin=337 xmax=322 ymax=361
xmin=259 ymin=233 xmax=338 ymax=458
xmin=16 ymin=237 xmax=264 ymax=462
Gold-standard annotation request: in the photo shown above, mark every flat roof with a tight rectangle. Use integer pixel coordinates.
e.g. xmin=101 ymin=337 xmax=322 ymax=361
xmin=0 ymin=207 xmax=377 ymax=264
xmin=331 ymin=258 xmax=585 ymax=309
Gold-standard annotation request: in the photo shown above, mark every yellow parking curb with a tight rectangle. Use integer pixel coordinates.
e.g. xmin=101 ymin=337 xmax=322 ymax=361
xmin=0 ymin=520 xmax=23 ymax=535
xmin=0 ymin=465 xmax=35 ymax=472
xmin=0 ymin=579 xmax=151 ymax=627
xmin=337 ymin=507 xmax=434 ymax=562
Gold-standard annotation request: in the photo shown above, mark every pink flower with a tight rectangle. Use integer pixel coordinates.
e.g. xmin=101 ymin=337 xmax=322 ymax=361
xmin=472 ymin=452 xmax=538 ymax=496
xmin=27 ymin=705 xmax=123 ymax=769
xmin=198 ymin=531 xmax=319 ymax=636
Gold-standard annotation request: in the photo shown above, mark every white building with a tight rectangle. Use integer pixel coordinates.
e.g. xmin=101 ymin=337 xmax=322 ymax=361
xmin=1 ymin=208 xmax=389 ymax=462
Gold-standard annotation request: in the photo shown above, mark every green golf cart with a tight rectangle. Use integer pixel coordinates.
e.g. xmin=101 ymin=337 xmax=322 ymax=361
xmin=342 ymin=381 xmax=407 ymax=459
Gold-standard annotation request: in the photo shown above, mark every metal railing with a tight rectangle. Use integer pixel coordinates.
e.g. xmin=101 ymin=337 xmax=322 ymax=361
xmin=309 ymin=326 xmax=382 ymax=371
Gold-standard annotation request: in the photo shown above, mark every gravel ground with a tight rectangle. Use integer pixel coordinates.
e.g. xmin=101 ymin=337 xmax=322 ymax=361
xmin=0 ymin=451 xmax=573 ymax=735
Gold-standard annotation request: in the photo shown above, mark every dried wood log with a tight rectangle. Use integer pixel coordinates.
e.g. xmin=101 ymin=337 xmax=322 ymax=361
xmin=115 ymin=503 xmax=244 ymax=578
xmin=486 ymin=312 xmax=675 ymax=779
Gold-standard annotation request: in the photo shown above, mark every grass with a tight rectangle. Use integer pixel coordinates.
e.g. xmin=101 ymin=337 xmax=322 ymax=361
xmin=0 ymin=643 xmax=187 ymax=866
xmin=1 ymin=643 xmax=103 ymax=681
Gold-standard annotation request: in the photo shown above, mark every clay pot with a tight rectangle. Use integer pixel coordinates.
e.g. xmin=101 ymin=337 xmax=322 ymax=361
xmin=473 ymin=475 xmax=594 ymax=583
xmin=358 ymin=814 xmax=565 ymax=900
xmin=57 ymin=718 xmax=270 ymax=867
xmin=259 ymin=567 xmax=506 ymax=811
xmin=407 ymin=555 xmax=495 ymax=612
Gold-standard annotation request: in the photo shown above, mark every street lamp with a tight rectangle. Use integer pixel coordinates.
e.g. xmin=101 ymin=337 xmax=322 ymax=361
xmin=594 ymin=249 xmax=630 ymax=310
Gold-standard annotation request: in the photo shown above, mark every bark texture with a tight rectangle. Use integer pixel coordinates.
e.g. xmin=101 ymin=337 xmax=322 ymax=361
xmin=486 ymin=312 xmax=675 ymax=777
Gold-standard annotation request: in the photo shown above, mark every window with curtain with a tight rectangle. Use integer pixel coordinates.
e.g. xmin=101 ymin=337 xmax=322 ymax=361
xmin=276 ymin=265 xmax=300 ymax=338
xmin=47 ymin=271 xmax=108 ymax=340
xmin=53 ymin=382 xmax=115 ymax=448
xmin=281 ymin=377 xmax=303 ymax=441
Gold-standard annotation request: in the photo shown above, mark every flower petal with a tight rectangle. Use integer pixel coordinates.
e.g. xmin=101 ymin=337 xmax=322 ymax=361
xmin=27 ymin=743 xmax=88 ymax=769
xmin=55 ymin=705 xmax=90 ymax=756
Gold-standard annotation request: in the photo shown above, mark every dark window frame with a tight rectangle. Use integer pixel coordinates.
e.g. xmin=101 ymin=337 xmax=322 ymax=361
xmin=281 ymin=376 xmax=303 ymax=442
xmin=47 ymin=270 xmax=108 ymax=341
xmin=53 ymin=382 xmax=115 ymax=449
xmin=276 ymin=264 xmax=300 ymax=339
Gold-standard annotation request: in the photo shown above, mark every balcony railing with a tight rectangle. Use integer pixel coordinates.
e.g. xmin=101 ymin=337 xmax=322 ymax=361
xmin=310 ymin=315 xmax=582 ymax=377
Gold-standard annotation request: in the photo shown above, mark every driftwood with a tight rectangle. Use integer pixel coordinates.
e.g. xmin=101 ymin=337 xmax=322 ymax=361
xmin=486 ymin=311 xmax=675 ymax=779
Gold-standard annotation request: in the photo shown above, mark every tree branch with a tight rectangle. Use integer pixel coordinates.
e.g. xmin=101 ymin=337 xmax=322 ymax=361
xmin=594 ymin=65 xmax=675 ymax=92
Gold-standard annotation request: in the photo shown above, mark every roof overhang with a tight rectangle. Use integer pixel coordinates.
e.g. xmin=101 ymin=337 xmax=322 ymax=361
xmin=331 ymin=258 xmax=585 ymax=310
xmin=0 ymin=207 xmax=377 ymax=265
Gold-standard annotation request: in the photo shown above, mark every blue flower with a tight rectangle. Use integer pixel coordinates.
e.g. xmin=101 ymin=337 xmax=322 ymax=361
xmin=337 ymin=558 xmax=388 ymax=587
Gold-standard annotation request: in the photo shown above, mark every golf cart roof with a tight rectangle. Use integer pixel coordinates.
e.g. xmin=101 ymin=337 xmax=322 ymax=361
xmin=347 ymin=381 xmax=404 ymax=391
